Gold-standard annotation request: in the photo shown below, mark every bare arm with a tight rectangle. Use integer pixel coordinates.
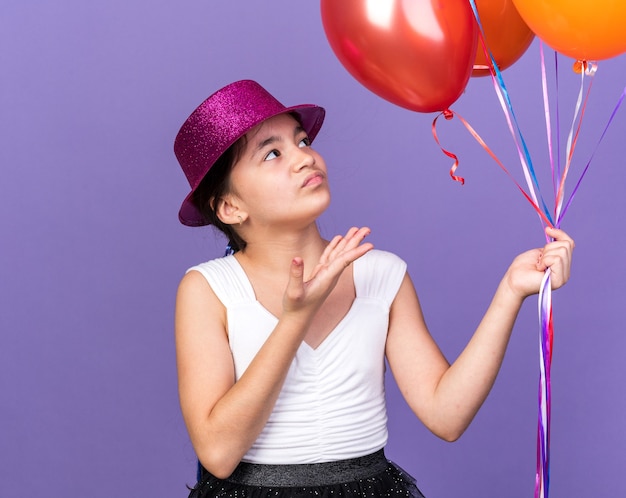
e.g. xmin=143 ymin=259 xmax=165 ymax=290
xmin=386 ymin=226 xmax=574 ymax=441
xmin=175 ymin=227 xmax=373 ymax=478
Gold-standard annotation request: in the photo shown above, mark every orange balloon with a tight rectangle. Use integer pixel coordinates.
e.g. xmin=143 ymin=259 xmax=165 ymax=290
xmin=472 ymin=0 xmax=535 ymax=77
xmin=511 ymin=0 xmax=626 ymax=61
xmin=321 ymin=0 xmax=478 ymax=113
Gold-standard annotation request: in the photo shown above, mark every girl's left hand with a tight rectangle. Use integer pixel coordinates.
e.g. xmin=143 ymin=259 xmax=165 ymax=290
xmin=281 ymin=227 xmax=373 ymax=316
xmin=505 ymin=226 xmax=575 ymax=299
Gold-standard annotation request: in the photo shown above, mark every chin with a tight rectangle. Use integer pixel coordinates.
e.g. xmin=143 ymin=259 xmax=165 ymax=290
xmin=314 ymin=191 xmax=332 ymax=215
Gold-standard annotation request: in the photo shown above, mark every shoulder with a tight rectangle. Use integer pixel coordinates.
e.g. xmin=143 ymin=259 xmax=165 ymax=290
xmin=182 ymin=255 xmax=254 ymax=308
xmin=176 ymin=256 xmax=236 ymax=310
xmin=176 ymin=263 xmax=228 ymax=337
xmin=176 ymin=265 xmax=222 ymax=311
xmin=177 ymin=266 xmax=211 ymax=296
xmin=183 ymin=256 xmax=240 ymax=294
xmin=359 ymin=249 xmax=407 ymax=273
xmin=355 ymin=249 xmax=407 ymax=305
xmin=186 ymin=255 xmax=237 ymax=279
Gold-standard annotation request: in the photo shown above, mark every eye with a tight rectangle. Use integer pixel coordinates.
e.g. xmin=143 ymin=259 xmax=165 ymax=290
xmin=298 ymin=137 xmax=311 ymax=148
xmin=263 ymin=149 xmax=280 ymax=161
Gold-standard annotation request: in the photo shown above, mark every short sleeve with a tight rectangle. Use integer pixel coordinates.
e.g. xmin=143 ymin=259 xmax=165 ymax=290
xmin=353 ymin=250 xmax=407 ymax=307
xmin=186 ymin=255 xmax=255 ymax=308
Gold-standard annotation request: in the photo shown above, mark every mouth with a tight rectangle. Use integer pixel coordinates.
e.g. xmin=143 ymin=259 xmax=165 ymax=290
xmin=301 ymin=171 xmax=325 ymax=188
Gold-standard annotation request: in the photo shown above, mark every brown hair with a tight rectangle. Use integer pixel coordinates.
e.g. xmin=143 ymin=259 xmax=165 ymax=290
xmin=191 ymin=138 xmax=247 ymax=253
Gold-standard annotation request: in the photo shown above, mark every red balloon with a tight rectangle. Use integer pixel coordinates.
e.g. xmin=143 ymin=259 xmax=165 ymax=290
xmin=321 ymin=0 xmax=478 ymax=113
xmin=472 ymin=0 xmax=535 ymax=77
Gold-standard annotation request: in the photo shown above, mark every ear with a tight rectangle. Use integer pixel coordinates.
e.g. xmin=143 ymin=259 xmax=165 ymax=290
xmin=213 ymin=194 xmax=247 ymax=226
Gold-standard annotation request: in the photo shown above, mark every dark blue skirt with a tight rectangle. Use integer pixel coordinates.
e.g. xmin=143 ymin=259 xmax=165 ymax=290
xmin=188 ymin=449 xmax=425 ymax=497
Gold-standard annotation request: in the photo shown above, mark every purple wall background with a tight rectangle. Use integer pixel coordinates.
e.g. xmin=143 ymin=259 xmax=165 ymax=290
xmin=2 ymin=1 xmax=625 ymax=496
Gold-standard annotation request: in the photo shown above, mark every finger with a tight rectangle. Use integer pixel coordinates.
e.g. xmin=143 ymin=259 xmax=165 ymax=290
xmin=545 ymin=226 xmax=575 ymax=249
xmin=539 ymin=239 xmax=573 ymax=269
xmin=342 ymin=227 xmax=371 ymax=251
xmin=334 ymin=228 xmax=371 ymax=265
xmin=319 ymin=235 xmax=344 ymax=265
xmin=537 ymin=227 xmax=574 ymax=272
xmin=328 ymin=240 xmax=374 ymax=273
xmin=323 ymin=227 xmax=367 ymax=263
xmin=542 ymin=259 xmax=569 ymax=289
xmin=537 ymin=246 xmax=572 ymax=284
xmin=312 ymin=228 xmax=372 ymax=282
xmin=284 ymin=257 xmax=306 ymax=303
xmin=331 ymin=227 xmax=370 ymax=260
xmin=330 ymin=227 xmax=359 ymax=255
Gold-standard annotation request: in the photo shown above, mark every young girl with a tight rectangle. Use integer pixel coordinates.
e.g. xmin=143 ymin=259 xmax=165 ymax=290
xmin=173 ymin=80 xmax=574 ymax=497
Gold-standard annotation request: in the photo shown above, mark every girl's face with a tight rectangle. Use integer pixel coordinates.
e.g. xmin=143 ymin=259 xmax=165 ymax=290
xmin=227 ymin=113 xmax=330 ymax=228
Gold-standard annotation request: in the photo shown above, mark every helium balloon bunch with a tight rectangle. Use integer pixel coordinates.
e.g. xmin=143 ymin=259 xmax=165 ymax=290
xmin=321 ymin=0 xmax=626 ymax=112
xmin=321 ymin=2 xmax=626 ymax=497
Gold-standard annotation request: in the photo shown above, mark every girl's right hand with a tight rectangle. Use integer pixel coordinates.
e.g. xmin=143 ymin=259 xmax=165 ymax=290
xmin=282 ymin=227 xmax=373 ymax=316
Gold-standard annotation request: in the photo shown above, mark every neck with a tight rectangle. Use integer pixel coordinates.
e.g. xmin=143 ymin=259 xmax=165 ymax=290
xmin=235 ymin=223 xmax=327 ymax=279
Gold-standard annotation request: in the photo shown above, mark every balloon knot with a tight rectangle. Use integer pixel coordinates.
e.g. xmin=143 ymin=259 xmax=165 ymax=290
xmin=442 ymin=109 xmax=454 ymax=120
xmin=573 ymin=60 xmax=598 ymax=76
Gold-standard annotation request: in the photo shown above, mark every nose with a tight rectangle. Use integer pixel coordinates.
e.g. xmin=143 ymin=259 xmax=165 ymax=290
xmin=292 ymin=144 xmax=316 ymax=171
xmin=294 ymin=140 xmax=315 ymax=170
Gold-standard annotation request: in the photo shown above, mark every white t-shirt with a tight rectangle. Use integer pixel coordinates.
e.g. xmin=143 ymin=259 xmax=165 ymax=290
xmin=188 ymin=249 xmax=407 ymax=464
